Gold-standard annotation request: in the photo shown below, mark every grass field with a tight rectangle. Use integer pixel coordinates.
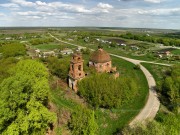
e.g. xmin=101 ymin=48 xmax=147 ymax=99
xmin=141 ymin=63 xmax=171 ymax=82
xmin=34 ymin=44 xmax=61 ymax=50
xmin=171 ymin=49 xmax=180 ymax=55
xmin=33 ymin=43 xmax=76 ymax=51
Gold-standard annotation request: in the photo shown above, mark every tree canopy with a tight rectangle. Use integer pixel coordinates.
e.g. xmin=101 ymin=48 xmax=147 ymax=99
xmin=1 ymin=43 xmax=26 ymax=58
xmin=121 ymin=33 xmax=180 ymax=47
xmin=78 ymin=73 xmax=138 ymax=109
xmin=0 ymin=60 xmax=56 ymax=135
xmin=0 ymin=57 xmax=18 ymax=83
xmin=43 ymin=56 xmax=70 ymax=80
xmin=123 ymin=113 xmax=180 ymax=135
xmin=69 ymin=106 xmax=98 ymax=135
xmin=161 ymin=64 xmax=180 ymax=112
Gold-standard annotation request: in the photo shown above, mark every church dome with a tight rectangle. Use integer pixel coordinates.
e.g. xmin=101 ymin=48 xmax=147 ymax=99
xmin=90 ymin=48 xmax=111 ymax=63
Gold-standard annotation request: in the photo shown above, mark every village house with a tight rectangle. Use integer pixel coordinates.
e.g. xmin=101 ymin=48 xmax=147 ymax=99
xmin=35 ymin=49 xmax=41 ymax=57
xmin=131 ymin=46 xmax=139 ymax=50
xmin=27 ymin=48 xmax=38 ymax=59
xmin=120 ymin=43 xmax=126 ymax=46
xmin=5 ymin=37 xmax=12 ymax=40
xmin=76 ymin=46 xmax=86 ymax=52
xmin=42 ymin=51 xmax=56 ymax=58
xmin=60 ymin=48 xmax=73 ymax=55
xmin=156 ymin=50 xmax=172 ymax=58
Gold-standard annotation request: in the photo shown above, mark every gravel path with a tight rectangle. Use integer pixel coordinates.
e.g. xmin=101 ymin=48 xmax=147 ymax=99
xmin=110 ymin=54 xmax=160 ymax=126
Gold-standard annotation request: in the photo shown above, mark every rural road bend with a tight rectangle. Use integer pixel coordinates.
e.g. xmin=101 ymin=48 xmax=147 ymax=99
xmin=110 ymin=54 xmax=160 ymax=126
xmin=49 ymin=33 xmax=160 ymax=126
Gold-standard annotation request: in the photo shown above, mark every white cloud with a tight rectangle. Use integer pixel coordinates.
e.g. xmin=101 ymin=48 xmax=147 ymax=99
xmin=138 ymin=8 xmax=180 ymax=16
xmin=97 ymin=3 xmax=113 ymax=9
xmin=47 ymin=2 xmax=92 ymax=13
xmin=0 ymin=3 xmax=19 ymax=8
xmin=16 ymin=11 xmax=59 ymax=17
xmin=25 ymin=16 xmax=42 ymax=19
xmin=55 ymin=15 xmax=75 ymax=20
xmin=0 ymin=3 xmax=20 ymax=10
xmin=8 ymin=0 xmax=113 ymax=14
xmin=10 ymin=0 xmax=92 ymax=13
xmin=0 ymin=13 xmax=5 ymax=16
xmin=17 ymin=11 xmax=42 ymax=16
xmin=0 ymin=0 xmax=179 ymax=29
xmin=144 ymin=0 xmax=165 ymax=3
xmin=96 ymin=2 xmax=113 ymax=13
xmin=35 ymin=1 xmax=47 ymax=6
xmin=11 ymin=0 xmax=36 ymax=7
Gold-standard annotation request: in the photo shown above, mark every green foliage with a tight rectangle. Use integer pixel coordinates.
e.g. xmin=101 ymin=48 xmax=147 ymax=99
xmin=156 ymin=113 xmax=180 ymax=135
xmin=34 ymin=44 xmax=64 ymax=51
xmin=123 ymin=120 xmax=165 ymax=135
xmin=1 ymin=43 xmax=26 ymax=58
xmin=0 ymin=60 xmax=56 ymax=135
xmin=78 ymin=73 xmax=138 ymax=108
xmin=134 ymin=64 xmax=140 ymax=70
xmin=161 ymin=65 xmax=180 ymax=112
xmin=69 ymin=106 xmax=98 ymax=135
xmin=123 ymin=113 xmax=180 ymax=135
xmin=121 ymin=33 xmax=180 ymax=47
xmin=45 ymin=56 xmax=70 ymax=80
xmin=81 ymin=48 xmax=91 ymax=55
xmin=0 ymin=57 xmax=18 ymax=83
xmin=30 ymin=38 xmax=54 ymax=45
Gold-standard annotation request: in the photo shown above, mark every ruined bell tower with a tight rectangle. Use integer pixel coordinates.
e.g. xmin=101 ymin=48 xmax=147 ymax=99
xmin=68 ymin=52 xmax=85 ymax=92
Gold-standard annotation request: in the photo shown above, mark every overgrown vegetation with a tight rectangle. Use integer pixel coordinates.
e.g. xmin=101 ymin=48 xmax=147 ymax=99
xmin=160 ymin=65 xmax=180 ymax=113
xmin=142 ymin=63 xmax=180 ymax=113
xmin=121 ymin=32 xmax=180 ymax=46
xmin=123 ymin=113 xmax=180 ymax=135
xmin=69 ymin=106 xmax=98 ymax=135
xmin=78 ymin=73 xmax=138 ymax=109
xmin=30 ymin=37 xmax=54 ymax=45
xmin=1 ymin=43 xmax=26 ymax=58
xmin=0 ymin=57 xmax=18 ymax=83
xmin=132 ymin=63 xmax=180 ymax=135
xmin=41 ymin=56 xmax=70 ymax=80
xmin=0 ymin=60 xmax=56 ymax=135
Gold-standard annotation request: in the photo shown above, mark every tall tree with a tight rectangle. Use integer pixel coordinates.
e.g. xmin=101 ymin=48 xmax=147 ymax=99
xmin=69 ymin=106 xmax=98 ymax=135
xmin=162 ymin=65 xmax=180 ymax=112
xmin=0 ymin=60 xmax=56 ymax=135
xmin=1 ymin=43 xmax=26 ymax=58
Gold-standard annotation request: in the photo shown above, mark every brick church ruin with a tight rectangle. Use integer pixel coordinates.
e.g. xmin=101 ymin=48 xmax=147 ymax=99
xmin=68 ymin=53 xmax=85 ymax=92
xmin=68 ymin=47 xmax=119 ymax=91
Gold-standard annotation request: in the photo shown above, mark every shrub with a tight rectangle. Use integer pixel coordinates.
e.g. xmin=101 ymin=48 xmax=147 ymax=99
xmin=78 ymin=73 xmax=138 ymax=108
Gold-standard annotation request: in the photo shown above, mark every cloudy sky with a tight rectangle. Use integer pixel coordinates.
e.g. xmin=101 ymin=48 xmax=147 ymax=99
xmin=0 ymin=0 xmax=180 ymax=29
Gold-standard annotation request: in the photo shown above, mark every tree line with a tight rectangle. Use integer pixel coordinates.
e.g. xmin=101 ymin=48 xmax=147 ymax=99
xmin=30 ymin=38 xmax=54 ymax=45
xmin=120 ymin=33 xmax=180 ymax=47
xmin=0 ymin=43 xmax=26 ymax=58
xmin=159 ymin=64 xmax=180 ymax=113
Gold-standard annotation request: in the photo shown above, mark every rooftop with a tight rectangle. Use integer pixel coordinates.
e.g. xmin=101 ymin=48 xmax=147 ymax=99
xmin=90 ymin=48 xmax=111 ymax=63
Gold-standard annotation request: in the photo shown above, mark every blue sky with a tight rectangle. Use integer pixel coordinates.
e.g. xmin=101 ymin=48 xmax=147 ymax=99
xmin=0 ymin=0 xmax=180 ymax=29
